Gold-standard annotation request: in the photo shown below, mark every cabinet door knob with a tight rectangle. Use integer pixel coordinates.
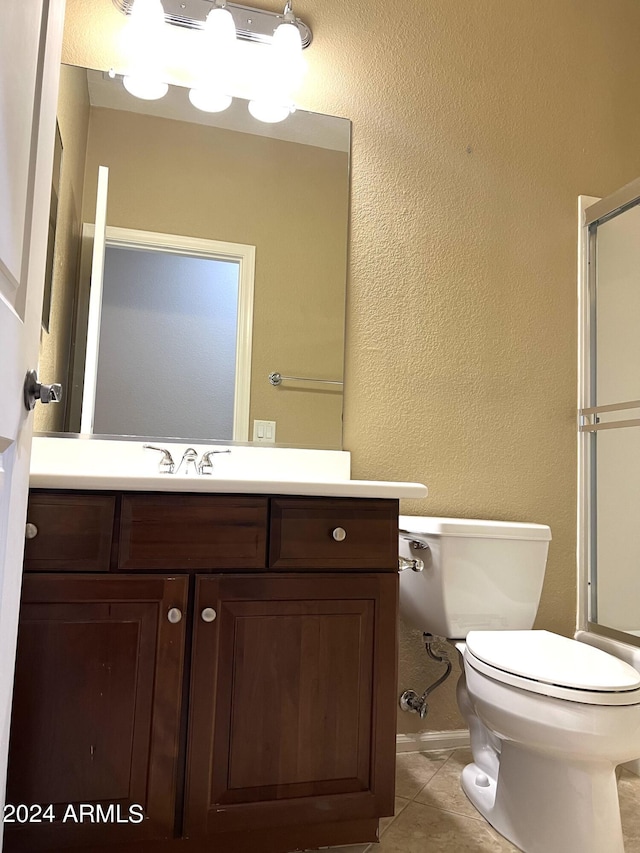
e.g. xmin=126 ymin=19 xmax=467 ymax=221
xmin=332 ymin=527 xmax=347 ymax=542
xmin=201 ymin=607 xmax=217 ymax=623
xmin=167 ymin=607 xmax=183 ymax=624
xmin=25 ymin=523 xmax=38 ymax=540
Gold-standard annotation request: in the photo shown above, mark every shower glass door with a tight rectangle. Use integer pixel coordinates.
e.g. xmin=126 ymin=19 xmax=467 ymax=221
xmin=582 ymin=182 xmax=640 ymax=642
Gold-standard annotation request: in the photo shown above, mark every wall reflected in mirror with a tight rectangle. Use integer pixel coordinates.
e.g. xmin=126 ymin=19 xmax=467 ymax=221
xmin=37 ymin=64 xmax=350 ymax=449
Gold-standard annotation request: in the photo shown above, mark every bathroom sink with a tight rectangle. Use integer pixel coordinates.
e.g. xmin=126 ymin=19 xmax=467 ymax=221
xmin=29 ymin=436 xmax=428 ymax=499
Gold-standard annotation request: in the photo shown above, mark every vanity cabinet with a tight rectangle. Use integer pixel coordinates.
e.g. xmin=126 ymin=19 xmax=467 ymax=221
xmin=6 ymin=491 xmax=399 ymax=853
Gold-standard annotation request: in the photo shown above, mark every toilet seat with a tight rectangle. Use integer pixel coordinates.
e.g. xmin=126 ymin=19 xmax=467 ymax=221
xmin=463 ymin=630 xmax=640 ymax=706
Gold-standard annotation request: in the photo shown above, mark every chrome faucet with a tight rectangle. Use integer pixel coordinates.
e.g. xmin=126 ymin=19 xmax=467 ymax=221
xmin=198 ymin=449 xmax=231 ymax=475
xmin=143 ymin=444 xmax=175 ymax=474
xmin=143 ymin=445 xmax=231 ymax=475
xmin=176 ymin=447 xmax=199 ymax=475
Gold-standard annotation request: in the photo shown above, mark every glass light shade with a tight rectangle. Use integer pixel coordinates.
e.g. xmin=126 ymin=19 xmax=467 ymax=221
xmin=188 ymin=88 xmax=232 ymax=113
xmin=123 ymin=75 xmax=168 ymax=100
xmin=205 ymin=6 xmax=237 ymax=50
xmin=269 ymin=20 xmax=306 ymax=97
xmin=248 ymin=99 xmax=292 ymax=123
xmin=122 ymin=0 xmax=167 ymax=99
xmin=189 ymin=5 xmax=236 ymax=106
xmin=129 ymin=0 xmax=165 ymax=25
xmin=272 ymin=20 xmax=302 ymax=57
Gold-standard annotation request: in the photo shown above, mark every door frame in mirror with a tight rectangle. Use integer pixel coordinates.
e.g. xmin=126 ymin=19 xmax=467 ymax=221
xmin=78 ymin=224 xmax=256 ymax=441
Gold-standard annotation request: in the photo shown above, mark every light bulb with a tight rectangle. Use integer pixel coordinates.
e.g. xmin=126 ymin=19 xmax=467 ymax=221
xmin=189 ymin=88 xmax=232 ymax=113
xmin=205 ymin=5 xmax=237 ymax=52
xmin=272 ymin=20 xmax=302 ymax=57
xmin=187 ymin=3 xmax=236 ymax=113
xmin=248 ymin=99 xmax=292 ymax=124
xmin=122 ymin=0 xmax=168 ymax=100
xmin=130 ymin=0 xmax=164 ymax=24
xmin=123 ymin=75 xmax=168 ymax=100
xmin=247 ymin=11 xmax=305 ymax=117
xmin=273 ymin=16 xmax=304 ymax=83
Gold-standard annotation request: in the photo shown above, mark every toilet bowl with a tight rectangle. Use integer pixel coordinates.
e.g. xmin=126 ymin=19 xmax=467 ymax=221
xmin=459 ymin=630 xmax=640 ymax=853
xmin=398 ymin=515 xmax=640 ymax=853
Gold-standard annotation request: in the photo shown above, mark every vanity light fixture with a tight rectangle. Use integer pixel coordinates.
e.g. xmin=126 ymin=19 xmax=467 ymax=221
xmin=114 ymin=0 xmax=312 ymax=121
xmin=122 ymin=0 xmax=170 ymax=100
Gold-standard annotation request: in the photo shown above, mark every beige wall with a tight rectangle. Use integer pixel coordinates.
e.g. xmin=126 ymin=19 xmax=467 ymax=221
xmin=62 ymin=0 xmax=640 ymax=732
xmin=78 ymin=107 xmax=347 ymax=447
xmin=36 ymin=64 xmax=90 ymax=432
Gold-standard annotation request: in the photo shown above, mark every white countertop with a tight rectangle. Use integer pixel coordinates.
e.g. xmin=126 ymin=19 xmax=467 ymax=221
xmin=29 ymin=471 xmax=426 ymax=498
xmin=30 ymin=437 xmax=428 ymax=500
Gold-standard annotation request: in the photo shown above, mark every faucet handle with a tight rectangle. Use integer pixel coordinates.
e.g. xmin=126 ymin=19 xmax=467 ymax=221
xmin=198 ymin=449 xmax=231 ymax=475
xmin=143 ymin=444 xmax=175 ymax=474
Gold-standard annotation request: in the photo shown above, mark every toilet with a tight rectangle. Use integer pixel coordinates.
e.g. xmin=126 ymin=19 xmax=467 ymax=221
xmin=398 ymin=515 xmax=640 ymax=853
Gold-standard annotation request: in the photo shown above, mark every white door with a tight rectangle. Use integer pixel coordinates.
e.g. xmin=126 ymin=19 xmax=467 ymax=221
xmin=0 ymin=0 xmax=65 ymax=824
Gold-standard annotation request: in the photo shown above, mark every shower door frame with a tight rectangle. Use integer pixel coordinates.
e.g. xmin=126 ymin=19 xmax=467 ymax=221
xmin=577 ymin=178 xmax=640 ymax=646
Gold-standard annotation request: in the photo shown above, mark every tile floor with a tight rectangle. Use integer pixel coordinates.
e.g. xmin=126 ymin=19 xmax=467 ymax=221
xmin=322 ymin=748 xmax=640 ymax=853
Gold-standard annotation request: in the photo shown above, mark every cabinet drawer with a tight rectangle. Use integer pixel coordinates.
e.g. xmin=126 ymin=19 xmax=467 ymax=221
xmin=24 ymin=493 xmax=115 ymax=572
xmin=269 ymin=498 xmax=398 ymax=570
xmin=118 ymin=494 xmax=268 ymax=569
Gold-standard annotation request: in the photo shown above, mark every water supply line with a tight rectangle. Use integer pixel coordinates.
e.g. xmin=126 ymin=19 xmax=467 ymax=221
xmin=399 ymin=633 xmax=453 ymax=719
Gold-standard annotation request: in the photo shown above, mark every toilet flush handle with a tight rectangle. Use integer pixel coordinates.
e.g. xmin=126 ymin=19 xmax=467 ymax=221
xmin=400 ymin=534 xmax=429 ymax=550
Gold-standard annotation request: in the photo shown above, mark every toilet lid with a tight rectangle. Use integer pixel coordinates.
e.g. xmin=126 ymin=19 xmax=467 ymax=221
xmin=465 ymin=630 xmax=640 ymax=693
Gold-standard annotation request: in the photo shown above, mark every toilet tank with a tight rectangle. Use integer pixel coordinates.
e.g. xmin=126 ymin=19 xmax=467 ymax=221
xmin=398 ymin=516 xmax=552 ymax=639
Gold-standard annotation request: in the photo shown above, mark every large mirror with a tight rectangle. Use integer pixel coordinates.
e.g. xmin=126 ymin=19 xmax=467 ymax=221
xmin=36 ymin=64 xmax=350 ymax=449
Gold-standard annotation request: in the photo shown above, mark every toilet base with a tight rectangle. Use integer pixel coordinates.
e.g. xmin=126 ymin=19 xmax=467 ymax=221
xmin=461 ymin=741 xmax=624 ymax=853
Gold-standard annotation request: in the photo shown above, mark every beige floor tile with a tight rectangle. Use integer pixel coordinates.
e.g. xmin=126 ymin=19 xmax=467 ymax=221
xmin=379 ymin=796 xmax=411 ymax=837
xmin=414 ymin=748 xmax=480 ymax=820
xmin=372 ymin=800 xmax=518 ymax=852
xmin=394 ymin=750 xmax=452 ymax=800
xmin=398 ymin=752 xmax=640 ymax=852
xmin=303 ymin=753 xmax=640 ymax=853
xmin=620 ymin=768 xmax=640 ymax=852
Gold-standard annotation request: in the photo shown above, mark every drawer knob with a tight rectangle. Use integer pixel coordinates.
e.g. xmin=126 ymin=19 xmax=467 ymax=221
xmin=201 ymin=607 xmax=217 ymax=623
xmin=25 ymin=523 xmax=38 ymax=540
xmin=332 ymin=527 xmax=347 ymax=542
xmin=167 ymin=607 xmax=183 ymax=624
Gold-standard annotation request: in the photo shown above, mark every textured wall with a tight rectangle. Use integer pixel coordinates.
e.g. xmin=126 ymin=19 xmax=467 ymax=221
xmin=62 ymin=0 xmax=640 ymax=732
xmin=36 ymin=64 xmax=90 ymax=433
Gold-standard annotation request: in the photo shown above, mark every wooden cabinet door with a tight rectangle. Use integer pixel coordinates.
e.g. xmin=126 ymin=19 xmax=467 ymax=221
xmin=4 ymin=574 xmax=188 ymax=852
xmin=184 ymin=573 xmax=397 ymax=840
